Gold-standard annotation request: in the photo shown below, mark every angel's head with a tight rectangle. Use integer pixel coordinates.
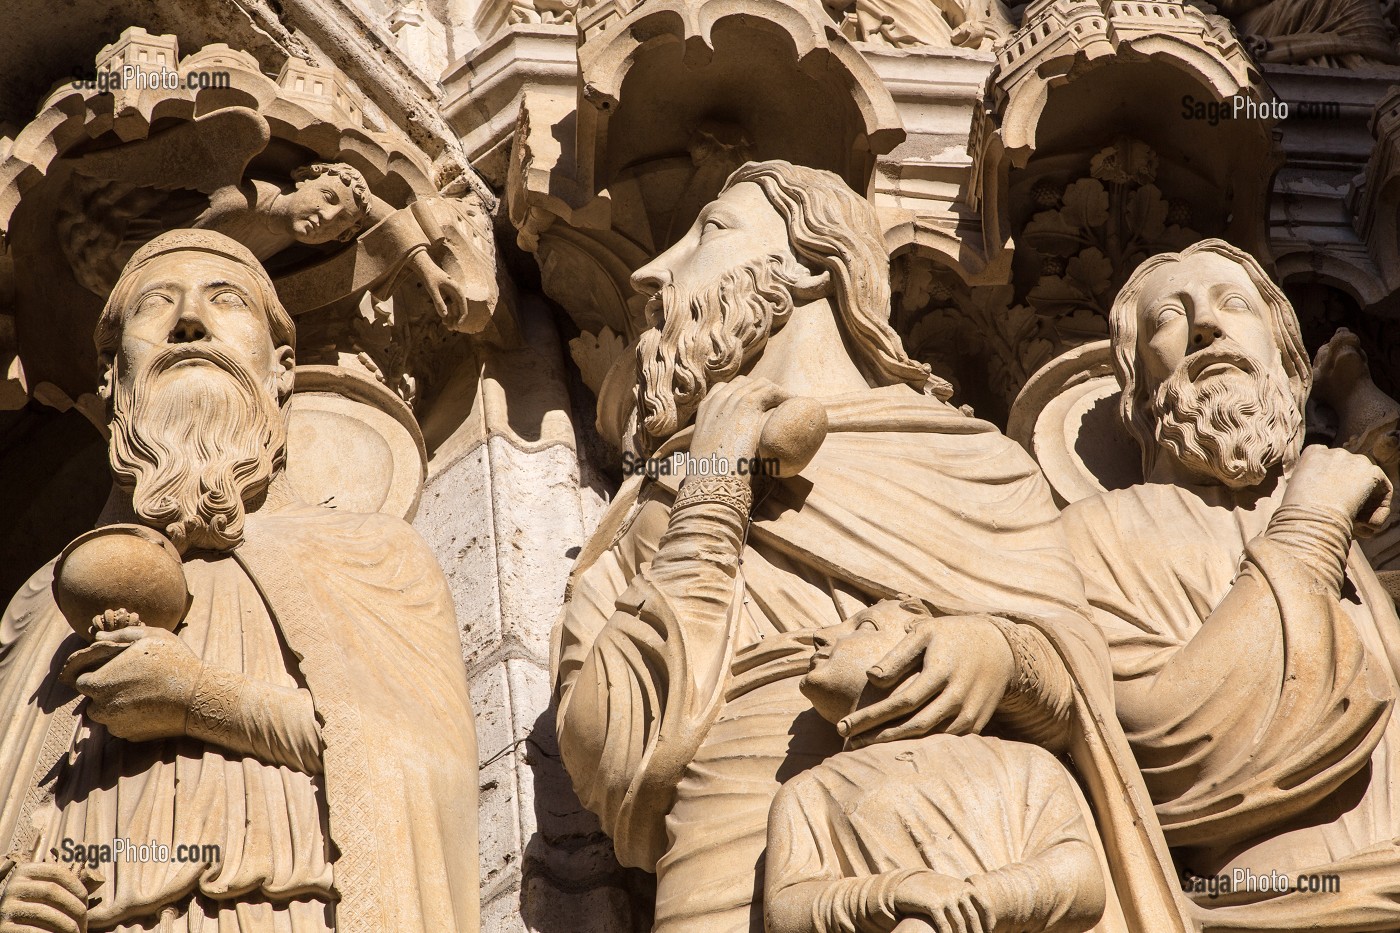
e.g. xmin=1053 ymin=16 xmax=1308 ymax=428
xmin=801 ymin=597 xmax=930 ymax=724
xmin=284 ymin=162 xmax=371 ymax=245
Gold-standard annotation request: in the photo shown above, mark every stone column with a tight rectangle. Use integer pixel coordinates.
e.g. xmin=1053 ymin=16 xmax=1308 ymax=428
xmin=413 ymin=294 xmax=645 ymax=931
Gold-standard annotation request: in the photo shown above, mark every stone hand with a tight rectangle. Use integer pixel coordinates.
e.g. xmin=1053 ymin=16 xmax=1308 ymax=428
xmin=840 ymin=613 xmax=1015 ymax=748
xmin=409 ymin=252 xmax=491 ymax=335
xmin=62 ymin=627 xmax=202 ymax=743
xmin=893 ymin=871 xmax=986 ymax=933
xmin=0 ymin=861 xmax=88 ymax=933
xmin=892 ymin=920 xmax=939 ymax=933
xmin=689 ymin=376 xmax=789 ymax=482
xmin=1284 ymin=444 xmax=1392 ymax=532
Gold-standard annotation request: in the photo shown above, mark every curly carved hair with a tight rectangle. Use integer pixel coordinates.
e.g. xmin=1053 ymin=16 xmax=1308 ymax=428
xmin=291 ymin=161 xmax=372 ymax=241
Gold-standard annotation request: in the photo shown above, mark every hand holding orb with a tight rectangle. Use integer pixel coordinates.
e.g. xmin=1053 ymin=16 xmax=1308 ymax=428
xmin=52 ymin=525 xmax=190 ymax=641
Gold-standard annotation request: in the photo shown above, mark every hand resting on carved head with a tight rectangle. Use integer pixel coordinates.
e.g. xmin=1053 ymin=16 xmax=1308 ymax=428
xmin=763 ymin=598 xmax=1106 ymax=933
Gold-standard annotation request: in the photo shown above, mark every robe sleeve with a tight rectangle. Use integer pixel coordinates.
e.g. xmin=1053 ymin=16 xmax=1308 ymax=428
xmin=0 ymin=563 xmax=83 ymax=859
xmin=1061 ymin=496 xmax=1393 ymax=848
xmin=186 ymin=666 xmax=322 ymax=774
xmin=554 ymin=498 xmax=748 ymax=870
xmin=764 ymin=774 xmax=914 ymax=933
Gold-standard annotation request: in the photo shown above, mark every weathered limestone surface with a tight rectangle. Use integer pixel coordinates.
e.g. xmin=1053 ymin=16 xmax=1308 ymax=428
xmin=6 ymin=1 xmax=1400 ymax=931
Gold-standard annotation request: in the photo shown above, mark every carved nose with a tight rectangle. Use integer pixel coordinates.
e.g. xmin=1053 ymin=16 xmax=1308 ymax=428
xmin=169 ymin=310 xmax=208 ymax=343
xmin=630 ymin=264 xmax=669 ymax=296
xmin=1190 ymin=315 xmax=1223 ymax=350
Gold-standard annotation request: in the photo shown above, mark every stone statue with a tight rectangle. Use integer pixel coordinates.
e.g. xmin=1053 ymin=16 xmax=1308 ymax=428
xmin=765 ymin=598 xmax=1106 ymax=933
xmin=0 ymin=230 xmax=480 ymax=933
xmin=58 ymin=107 xmax=499 ymax=332
xmin=823 ymin=0 xmax=1014 ymax=49
xmin=1312 ymin=328 xmax=1400 ymax=588
xmin=1060 ymin=238 xmax=1400 ymax=929
xmin=1312 ymin=327 xmax=1400 ymax=500
xmin=1206 ymin=0 xmax=1399 ymax=66
xmin=552 ymin=160 xmax=1192 ymax=933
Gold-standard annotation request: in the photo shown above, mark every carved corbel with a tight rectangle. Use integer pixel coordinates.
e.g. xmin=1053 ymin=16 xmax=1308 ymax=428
xmin=1 ymin=28 xmax=502 ymax=421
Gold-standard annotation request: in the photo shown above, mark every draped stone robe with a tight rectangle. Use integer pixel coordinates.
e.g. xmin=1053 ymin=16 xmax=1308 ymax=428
xmin=765 ymin=734 xmax=1108 ymax=933
xmin=553 ymin=386 xmax=1194 ymax=933
xmin=1061 ymin=482 xmax=1400 ymax=931
xmin=0 ymin=504 xmax=480 ymax=933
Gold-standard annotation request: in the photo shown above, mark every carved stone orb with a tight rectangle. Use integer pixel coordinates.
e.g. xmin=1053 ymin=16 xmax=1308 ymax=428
xmin=52 ymin=524 xmax=189 ymax=641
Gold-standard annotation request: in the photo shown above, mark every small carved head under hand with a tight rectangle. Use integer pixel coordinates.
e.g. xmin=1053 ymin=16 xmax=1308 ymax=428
xmin=802 ymin=597 xmax=933 ymax=725
xmin=285 ymin=162 xmax=372 ymax=245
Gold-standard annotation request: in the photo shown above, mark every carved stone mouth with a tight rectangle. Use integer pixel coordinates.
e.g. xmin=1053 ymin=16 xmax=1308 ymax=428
xmin=159 ymin=345 xmax=231 ymax=370
xmin=1189 ymin=353 xmax=1252 ymax=381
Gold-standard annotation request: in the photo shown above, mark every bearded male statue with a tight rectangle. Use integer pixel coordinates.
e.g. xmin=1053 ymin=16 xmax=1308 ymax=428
xmin=1059 ymin=238 xmax=1400 ymax=931
xmin=552 ymin=161 xmax=1195 ymax=933
xmin=0 ymin=230 xmax=480 ymax=933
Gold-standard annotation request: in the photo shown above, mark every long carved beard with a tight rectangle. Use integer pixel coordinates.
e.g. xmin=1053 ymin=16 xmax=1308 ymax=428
xmin=109 ymin=345 xmax=287 ymax=552
xmin=634 ymin=253 xmax=803 ymax=456
xmin=1152 ymin=348 xmax=1302 ymax=489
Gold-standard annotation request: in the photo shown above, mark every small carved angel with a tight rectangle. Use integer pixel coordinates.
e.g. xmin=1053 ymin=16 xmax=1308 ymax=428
xmin=56 ymin=106 xmax=499 ymax=334
xmin=823 ymin=0 xmax=1015 ymax=50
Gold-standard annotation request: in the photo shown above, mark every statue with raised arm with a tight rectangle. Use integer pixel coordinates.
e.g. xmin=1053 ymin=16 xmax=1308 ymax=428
xmin=58 ymin=107 xmax=499 ymax=333
xmin=1060 ymin=237 xmax=1400 ymax=931
xmin=551 ymin=160 xmax=1192 ymax=933
xmin=0 ymin=230 xmax=480 ymax=933
xmin=1207 ymin=0 xmax=1399 ymax=67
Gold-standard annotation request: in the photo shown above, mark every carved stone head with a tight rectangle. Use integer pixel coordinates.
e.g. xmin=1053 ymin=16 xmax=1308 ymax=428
xmin=95 ymin=229 xmax=296 ymax=552
xmin=1108 ymin=239 xmax=1310 ymax=488
xmin=285 ymin=162 xmax=372 ymax=244
xmin=627 ymin=160 xmax=941 ymax=455
xmin=801 ymin=597 xmax=931 ymax=725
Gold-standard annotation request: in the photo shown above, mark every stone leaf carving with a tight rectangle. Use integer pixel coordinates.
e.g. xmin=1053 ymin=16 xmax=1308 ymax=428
xmin=0 ymin=229 xmax=480 ymax=931
xmin=568 ymin=326 xmax=627 ymax=397
xmin=893 ymin=261 xmax=1053 ymax=417
xmin=1022 ymin=140 xmax=1199 ymax=338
